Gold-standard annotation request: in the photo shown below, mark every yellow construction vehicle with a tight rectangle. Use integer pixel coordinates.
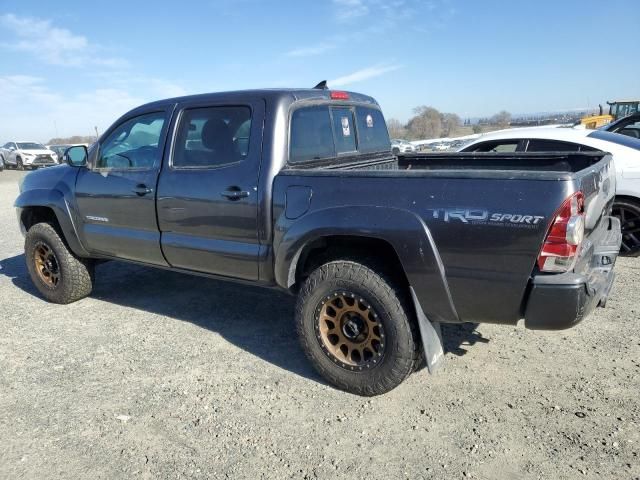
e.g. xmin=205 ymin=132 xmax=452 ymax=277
xmin=580 ymin=100 xmax=640 ymax=129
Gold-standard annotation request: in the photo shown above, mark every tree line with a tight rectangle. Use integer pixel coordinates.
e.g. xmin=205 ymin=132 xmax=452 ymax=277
xmin=387 ymin=107 xmax=512 ymax=140
xmin=47 ymin=135 xmax=96 ymax=145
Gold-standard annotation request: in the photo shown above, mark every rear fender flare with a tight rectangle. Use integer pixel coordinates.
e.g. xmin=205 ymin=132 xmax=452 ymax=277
xmin=274 ymin=206 xmax=460 ymax=324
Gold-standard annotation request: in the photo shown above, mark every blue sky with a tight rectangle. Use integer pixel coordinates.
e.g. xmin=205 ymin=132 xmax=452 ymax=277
xmin=1 ymin=0 xmax=639 ymax=141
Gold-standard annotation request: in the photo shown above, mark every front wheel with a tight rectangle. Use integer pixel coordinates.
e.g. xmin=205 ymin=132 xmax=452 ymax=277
xmin=25 ymin=222 xmax=94 ymax=304
xmin=612 ymin=199 xmax=640 ymax=257
xmin=296 ymin=260 xmax=420 ymax=396
xmin=16 ymin=158 xmax=24 ymax=170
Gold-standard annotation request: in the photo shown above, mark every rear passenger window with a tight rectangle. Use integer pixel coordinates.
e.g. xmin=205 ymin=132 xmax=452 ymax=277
xmin=355 ymin=107 xmax=390 ymax=153
xmin=332 ymin=107 xmax=356 ymax=154
xmin=526 ymin=139 xmax=581 ymax=152
xmin=172 ymin=106 xmax=251 ymax=168
xmin=290 ymin=106 xmax=335 ymax=163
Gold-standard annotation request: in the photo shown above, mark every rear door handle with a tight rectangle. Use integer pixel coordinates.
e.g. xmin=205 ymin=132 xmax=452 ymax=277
xmin=221 ymin=188 xmax=250 ymax=200
xmin=132 ymin=184 xmax=153 ymax=196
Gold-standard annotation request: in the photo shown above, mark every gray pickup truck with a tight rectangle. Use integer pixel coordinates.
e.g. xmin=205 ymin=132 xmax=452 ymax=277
xmin=15 ymin=87 xmax=621 ymax=395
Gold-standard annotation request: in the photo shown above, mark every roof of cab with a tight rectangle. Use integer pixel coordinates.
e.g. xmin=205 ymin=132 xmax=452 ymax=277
xmin=135 ymin=88 xmax=379 ymax=112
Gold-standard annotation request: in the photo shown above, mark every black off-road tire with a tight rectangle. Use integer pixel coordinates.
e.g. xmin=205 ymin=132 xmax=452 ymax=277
xmin=25 ymin=222 xmax=94 ymax=304
xmin=296 ymin=260 xmax=420 ymax=396
xmin=612 ymin=198 xmax=640 ymax=257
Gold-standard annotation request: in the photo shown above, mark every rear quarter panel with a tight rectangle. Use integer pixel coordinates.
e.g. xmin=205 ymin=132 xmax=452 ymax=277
xmin=273 ymin=171 xmax=574 ymax=325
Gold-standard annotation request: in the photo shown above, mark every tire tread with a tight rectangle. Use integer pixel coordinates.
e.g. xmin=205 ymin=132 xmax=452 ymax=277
xmin=295 ymin=259 xmax=419 ymax=396
xmin=25 ymin=222 xmax=93 ymax=304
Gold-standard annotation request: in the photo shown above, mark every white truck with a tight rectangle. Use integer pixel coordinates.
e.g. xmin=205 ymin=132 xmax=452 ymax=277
xmin=0 ymin=142 xmax=58 ymax=170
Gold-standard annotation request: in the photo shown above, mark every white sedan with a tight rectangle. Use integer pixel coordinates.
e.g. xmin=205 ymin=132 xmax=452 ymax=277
xmin=460 ymin=127 xmax=640 ymax=256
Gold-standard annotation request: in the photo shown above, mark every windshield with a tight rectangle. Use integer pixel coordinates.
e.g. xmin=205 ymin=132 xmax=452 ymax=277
xmin=610 ymin=103 xmax=639 ymax=118
xmin=588 ymin=130 xmax=640 ymax=151
xmin=17 ymin=142 xmax=46 ymax=150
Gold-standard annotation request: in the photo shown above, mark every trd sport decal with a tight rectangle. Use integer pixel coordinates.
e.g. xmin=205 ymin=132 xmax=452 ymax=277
xmin=427 ymin=208 xmax=545 ymax=228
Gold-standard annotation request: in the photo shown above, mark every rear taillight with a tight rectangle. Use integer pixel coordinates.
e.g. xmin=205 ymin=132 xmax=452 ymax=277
xmin=537 ymin=191 xmax=585 ymax=273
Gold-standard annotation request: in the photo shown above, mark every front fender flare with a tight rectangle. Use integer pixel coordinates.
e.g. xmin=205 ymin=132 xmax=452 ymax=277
xmin=15 ymin=188 xmax=90 ymax=258
xmin=274 ymin=206 xmax=460 ymax=324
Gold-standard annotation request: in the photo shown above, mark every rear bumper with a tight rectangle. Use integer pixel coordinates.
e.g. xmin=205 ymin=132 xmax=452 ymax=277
xmin=524 ymin=216 xmax=621 ymax=330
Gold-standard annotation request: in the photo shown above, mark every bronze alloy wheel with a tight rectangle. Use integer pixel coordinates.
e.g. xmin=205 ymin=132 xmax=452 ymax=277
xmin=315 ymin=291 xmax=386 ymax=370
xmin=33 ymin=241 xmax=60 ymax=288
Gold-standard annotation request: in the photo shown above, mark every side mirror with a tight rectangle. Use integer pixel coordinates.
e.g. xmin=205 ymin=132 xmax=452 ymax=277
xmin=8 ymin=146 xmax=16 ymax=151
xmin=64 ymin=145 xmax=88 ymax=167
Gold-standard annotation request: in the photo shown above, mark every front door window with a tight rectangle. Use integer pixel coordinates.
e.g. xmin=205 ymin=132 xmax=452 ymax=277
xmin=97 ymin=112 xmax=166 ymax=169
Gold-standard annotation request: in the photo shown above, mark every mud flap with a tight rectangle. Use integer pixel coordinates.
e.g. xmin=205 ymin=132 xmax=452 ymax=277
xmin=410 ymin=287 xmax=444 ymax=373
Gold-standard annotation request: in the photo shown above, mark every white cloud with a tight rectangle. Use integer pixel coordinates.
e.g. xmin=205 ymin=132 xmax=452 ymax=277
xmin=331 ymin=0 xmax=455 ymax=26
xmin=0 ymin=14 xmax=187 ymax=140
xmin=0 ymin=75 xmax=186 ymax=142
xmin=145 ymin=79 xmax=187 ymax=98
xmin=0 ymin=13 xmax=126 ymax=67
xmin=285 ymin=43 xmax=336 ymax=57
xmin=333 ymin=0 xmax=369 ymax=21
xmin=329 ymin=63 xmax=402 ymax=87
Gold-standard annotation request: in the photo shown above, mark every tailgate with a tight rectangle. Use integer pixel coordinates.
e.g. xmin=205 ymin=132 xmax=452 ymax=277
xmin=574 ymin=152 xmax=616 ymax=272
xmin=524 ymin=153 xmax=620 ymax=330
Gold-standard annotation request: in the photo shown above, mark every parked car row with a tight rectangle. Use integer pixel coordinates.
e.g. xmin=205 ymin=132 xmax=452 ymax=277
xmin=0 ymin=142 xmax=90 ymax=171
xmin=392 ymin=138 xmax=474 ymax=153
xmin=390 ymin=138 xmax=417 ymax=154
xmin=46 ymin=144 xmax=74 ymax=160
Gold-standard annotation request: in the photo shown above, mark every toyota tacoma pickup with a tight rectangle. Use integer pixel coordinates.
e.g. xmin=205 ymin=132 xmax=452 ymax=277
xmin=15 ymin=87 xmax=621 ymax=395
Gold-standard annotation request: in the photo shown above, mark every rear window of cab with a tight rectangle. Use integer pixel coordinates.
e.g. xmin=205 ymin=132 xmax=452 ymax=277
xmin=289 ymin=105 xmax=390 ymax=163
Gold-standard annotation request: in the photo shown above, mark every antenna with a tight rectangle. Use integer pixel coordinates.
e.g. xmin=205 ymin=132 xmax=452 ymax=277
xmin=313 ymin=80 xmax=328 ymax=90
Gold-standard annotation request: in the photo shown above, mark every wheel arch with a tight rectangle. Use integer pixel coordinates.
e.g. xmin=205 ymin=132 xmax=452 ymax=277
xmin=16 ymin=189 xmax=90 ymax=258
xmin=274 ymin=205 xmax=460 ymax=325
xmin=612 ymin=194 xmax=640 ymax=256
xmin=613 ymin=193 xmax=640 ymax=204
xmin=294 ymin=235 xmax=409 ymax=292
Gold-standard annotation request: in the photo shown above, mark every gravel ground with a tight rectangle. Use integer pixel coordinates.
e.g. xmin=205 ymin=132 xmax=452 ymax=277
xmin=0 ymin=169 xmax=638 ymax=480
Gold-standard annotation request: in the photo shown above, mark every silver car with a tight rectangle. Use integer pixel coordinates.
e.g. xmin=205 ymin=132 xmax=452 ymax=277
xmin=391 ymin=139 xmax=417 ymax=155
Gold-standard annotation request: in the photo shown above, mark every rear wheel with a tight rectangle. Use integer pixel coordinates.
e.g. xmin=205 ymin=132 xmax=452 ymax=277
xmin=25 ymin=222 xmax=94 ymax=304
xmin=296 ymin=260 xmax=419 ymax=396
xmin=612 ymin=199 xmax=640 ymax=257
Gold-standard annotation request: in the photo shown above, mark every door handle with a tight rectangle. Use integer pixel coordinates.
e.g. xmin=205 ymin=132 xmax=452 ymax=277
xmin=221 ymin=188 xmax=250 ymax=200
xmin=132 ymin=184 xmax=153 ymax=196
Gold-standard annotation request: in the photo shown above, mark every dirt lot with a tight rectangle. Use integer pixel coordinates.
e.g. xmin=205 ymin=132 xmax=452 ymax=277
xmin=0 ymin=169 xmax=638 ymax=480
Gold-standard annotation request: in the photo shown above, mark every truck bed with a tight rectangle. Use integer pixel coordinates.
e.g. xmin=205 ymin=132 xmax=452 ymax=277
xmin=288 ymin=151 xmax=608 ymax=175
xmin=395 ymin=151 xmax=605 ymax=173
xmin=274 ymin=150 xmax=615 ymax=327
